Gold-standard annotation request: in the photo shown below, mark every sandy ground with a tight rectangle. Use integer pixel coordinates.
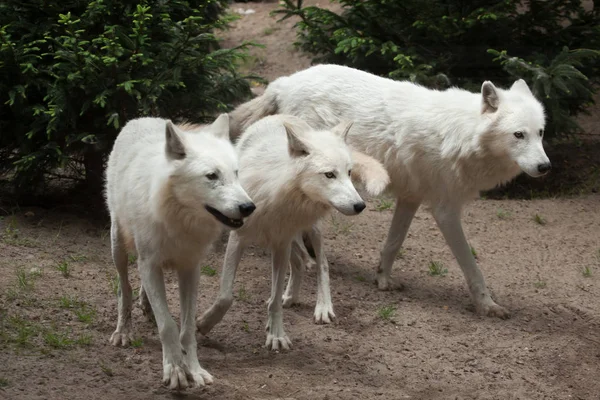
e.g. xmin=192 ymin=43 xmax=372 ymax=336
xmin=1 ymin=2 xmax=600 ymax=399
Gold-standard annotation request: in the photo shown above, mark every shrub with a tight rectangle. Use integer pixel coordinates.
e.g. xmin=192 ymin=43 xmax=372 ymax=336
xmin=275 ymin=0 xmax=600 ymax=138
xmin=0 ymin=0 xmax=256 ymax=194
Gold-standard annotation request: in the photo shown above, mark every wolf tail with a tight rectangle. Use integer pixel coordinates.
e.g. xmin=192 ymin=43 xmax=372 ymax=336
xmin=229 ymin=88 xmax=279 ymax=140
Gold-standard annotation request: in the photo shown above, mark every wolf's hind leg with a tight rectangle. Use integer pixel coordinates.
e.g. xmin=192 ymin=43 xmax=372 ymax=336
xmin=109 ymin=220 xmax=134 ymax=347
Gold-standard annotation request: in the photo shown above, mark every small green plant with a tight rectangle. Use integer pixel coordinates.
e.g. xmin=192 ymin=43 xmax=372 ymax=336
xmin=74 ymin=305 xmax=96 ymax=324
xmin=496 ymin=209 xmax=512 ymax=220
xmin=470 ymin=245 xmax=478 ymax=259
xmin=75 ymin=334 xmax=93 ymax=346
xmin=69 ymin=254 xmax=88 ymax=262
xmin=330 ymin=214 xmax=354 ymax=235
xmin=131 ymin=337 xmax=144 ymax=348
xmin=354 ymin=275 xmax=366 ymax=282
xmin=43 ymin=331 xmax=73 ymax=349
xmin=0 ymin=378 xmax=9 ymax=387
xmin=108 ymin=273 xmax=119 ymax=296
xmin=582 ymin=266 xmax=592 ymax=277
xmin=237 ymin=284 xmax=250 ymax=302
xmin=263 ymin=27 xmax=277 ymax=35
xmin=16 ymin=267 xmax=34 ymax=291
xmin=201 ymin=265 xmax=217 ymax=277
xmin=100 ymin=363 xmax=114 ymax=377
xmin=533 ymin=213 xmax=547 ymax=225
xmin=428 ymin=261 xmax=448 ymax=277
xmin=378 ymin=305 xmax=396 ymax=321
xmin=375 ymin=198 xmax=394 ymax=211
xmin=241 ymin=321 xmax=250 ymax=333
xmin=128 ymin=254 xmax=137 ymax=265
xmin=59 ymin=295 xmax=78 ymax=309
xmin=8 ymin=315 xmax=38 ymax=347
xmin=55 ymin=261 xmax=71 ymax=278
xmin=534 ymin=280 xmax=547 ymax=289
xmin=396 ymin=248 xmax=405 ymax=260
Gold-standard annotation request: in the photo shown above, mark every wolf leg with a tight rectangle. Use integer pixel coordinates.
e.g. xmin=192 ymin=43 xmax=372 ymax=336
xmin=307 ymin=224 xmax=335 ymax=324
xmin=376 ymin=200 xmax=421 ymax=290
xmin=265 ymin=242 xmax=292 ymax=351
xmin=138 ymin=254 xmax=193 ymax=390
xmin=109 ymin=220 xmax=134 ymax=347
xmin=197 ymin=231 xmax=245 ymax=334
xmin=432 ymin=203 xmax=510 ymax=319
xmin=178 ymin=266 xmax=213 ymax=387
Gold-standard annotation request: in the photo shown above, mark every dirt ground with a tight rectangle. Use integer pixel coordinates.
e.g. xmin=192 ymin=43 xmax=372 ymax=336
xmin=1 ymin=2 xmax=600 ymax=400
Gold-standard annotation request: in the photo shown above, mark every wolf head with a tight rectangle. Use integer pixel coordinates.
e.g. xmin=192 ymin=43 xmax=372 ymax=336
xmin=165 ymin=114 xmax=255 ymax=228
xmin=480 ymin=79 xmax=551 ymax=178
xmin=284 ymin=120 xmax=368 ymax=216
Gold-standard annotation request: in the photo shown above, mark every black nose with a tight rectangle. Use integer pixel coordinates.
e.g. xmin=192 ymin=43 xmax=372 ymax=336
xmin=537 ymin=163 xmax=552 ymax=174
xmin=353 ymin=202 xmax=366 ymax=214
xmin=238 ymin=202 xmax=256 ymax=217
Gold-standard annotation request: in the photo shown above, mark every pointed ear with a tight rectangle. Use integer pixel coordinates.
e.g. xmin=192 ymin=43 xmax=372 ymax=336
xmin=284 ymin=122 xmax=309 ymax=158
xmin=210 ymin=113 xmax=230 ymax=141
xmin=510 ymin=79 xmax=533 ymax=97
xmin=481 ymin=81 xmax=499 ymax=114
xmin=165 ymin=121 xmax=186 ymax=160
xmin=332 ymin=120 xmax=354 ymax=143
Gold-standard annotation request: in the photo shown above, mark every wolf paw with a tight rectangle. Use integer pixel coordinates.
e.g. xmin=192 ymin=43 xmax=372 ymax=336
xmin=189 ymin=366 xmax=214 ymax=387
xmin=314 ymin=302 xmax=335 ymax=324
xmin=476 ymin=302 xmax=511 ymax=319
xmin=163 ymin=360 xmax=194 ymax=391
xmin=265 ymin=333 xmax=292 ymax=351
xmin=375 ymin=274 xmax=405 ymax=291
xmin=109 ymin=328 xmax=133 ymax=347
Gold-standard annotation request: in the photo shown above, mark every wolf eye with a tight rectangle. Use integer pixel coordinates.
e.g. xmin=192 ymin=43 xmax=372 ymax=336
xmin=514 ymin=131 xmax=524 ymax=139
xmin=206 ymin=173 xmax=218 ymax=180
xmin=539 ymin=129 xmax=544 ymax=137
xmin=348 ymin=170 xmax=352 ymax=177
xmin=324 ymin=172 xmax=335 ymax=179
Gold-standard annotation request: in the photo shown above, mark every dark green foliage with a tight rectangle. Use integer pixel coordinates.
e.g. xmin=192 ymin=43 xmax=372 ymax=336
xmin=0 ymin=0 xmax=256 ymax=192
xmin=275 ymin=0 xmax=600 ymax=137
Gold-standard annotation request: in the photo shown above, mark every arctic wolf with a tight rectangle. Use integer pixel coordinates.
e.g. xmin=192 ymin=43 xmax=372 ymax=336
xmin=197 ymin=115 xmax=389 ymax=349
xmin=229 ymin=64 xmax=551 ymax=318
xmin=105 ymin=114 xmax=254 ymax=390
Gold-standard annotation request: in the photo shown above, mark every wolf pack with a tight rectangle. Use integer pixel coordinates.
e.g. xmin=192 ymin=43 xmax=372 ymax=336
xmin=104 ymin=64 xmax=552 ymax=389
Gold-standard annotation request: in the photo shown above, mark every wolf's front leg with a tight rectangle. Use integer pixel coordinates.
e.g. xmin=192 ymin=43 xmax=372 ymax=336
xmin=432 ymin=203 xmax=510 ymax=319
xmin=138 ymin=255 xmax=192 ymax=390
xmin=197 ymin=232 xmax=246 ymax=335
xmin=265 ymin=242 xmax=292 ymax=351
xmin=307 ymin=225 xmax=335 ymax=324
xmin=178 ymin=267 xmax=213 ymax=387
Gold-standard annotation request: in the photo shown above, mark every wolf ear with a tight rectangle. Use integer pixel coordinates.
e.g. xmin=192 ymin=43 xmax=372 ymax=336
xmin=165 ymin=121 xmax=186 ymax=160
xmin=481 ymin=81 xmax=499 ymax=114
xmin=210 ymin=113 xmax=230 ymax=141
xmin=332 ymin=120 xmax=354 ymax=143
xmin=283 ymin=122 xmax=309 ymax=158
xmin=510 ymin=79 xmax=534 ymax=97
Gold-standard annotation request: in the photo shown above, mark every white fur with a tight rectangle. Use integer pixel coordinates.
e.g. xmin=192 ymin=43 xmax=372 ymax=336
xmin=105 ymin=114 xmax=253 ymax=389
xmin=197 ymin=115 xmax=388 ymax=348
xmin=229 ymin=64 xmax=551 ymax=318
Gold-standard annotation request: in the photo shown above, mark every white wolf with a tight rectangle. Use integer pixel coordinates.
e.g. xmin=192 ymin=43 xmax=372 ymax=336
xmin=197 ymin=114 xmax=389 ymax=350
xmin=228 ymin=64 xmax=551 ymax=318
xmin=105 ymin=114 xmax=254 ymax=390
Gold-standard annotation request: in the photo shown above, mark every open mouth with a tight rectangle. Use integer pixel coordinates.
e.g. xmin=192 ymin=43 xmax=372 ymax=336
xmin=205 ymin=205 xmax=244 ymax=229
